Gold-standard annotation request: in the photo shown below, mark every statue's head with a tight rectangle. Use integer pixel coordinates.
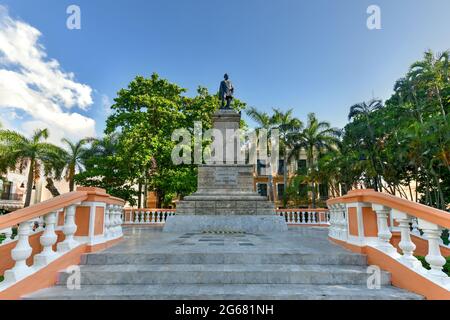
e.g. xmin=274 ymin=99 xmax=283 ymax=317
xmin=224 ymin=73 xmax=229 ymax=80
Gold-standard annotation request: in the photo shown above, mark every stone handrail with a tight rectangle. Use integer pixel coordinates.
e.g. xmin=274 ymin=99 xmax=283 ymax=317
xmin=0 ymin=187 xmax=125 ymax=300
xmin=327 ymin=189 xmax=450 ymax=299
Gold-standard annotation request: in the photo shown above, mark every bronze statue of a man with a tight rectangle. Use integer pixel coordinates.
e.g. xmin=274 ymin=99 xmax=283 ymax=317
xmin=219 ymin=73 xmax=234 ymax=109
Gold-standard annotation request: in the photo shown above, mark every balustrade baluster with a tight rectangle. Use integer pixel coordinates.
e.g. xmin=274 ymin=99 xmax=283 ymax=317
xmin=104 ymin=205 xmax=111 ymax=238
xmin=4 ymin=221 xmax=33 ymax=282
xmin=157 ymin=211 xmax=162 ymax=223
xmin=393 ymin=214 xmax=422 ymax=269
xmin=372 ymin=205 xmax=397 ymax=255
xmin=418 ymin=219 xmax=448 ymax=283
xmin=110 ymin=205 xmax=116 ymax=236
xmin=134 ymin=210 xmax=139 ymax=224
xmin=113 ymin=205 xmax=119 ymax=235
xmin=145 ymin=211 xmax=150 ymax=223
xmin=57 ymin=205 xmax=79 ymax=252
xmin=116 ymin=205 xmax=123 ymax=237
xmin=110 ymin=205 xmax=117 ymax=236
xmin=34 ymin=212 xmax=58 ymax=266
xmin=338 ymin=204 xmax=348 ymax=241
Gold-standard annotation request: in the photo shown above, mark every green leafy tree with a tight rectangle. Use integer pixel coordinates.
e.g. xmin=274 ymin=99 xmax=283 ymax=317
xmin=289 ymin=113 xmax=340 ymax=208
xmin=271 ymin=108 xmax=303 ymax=206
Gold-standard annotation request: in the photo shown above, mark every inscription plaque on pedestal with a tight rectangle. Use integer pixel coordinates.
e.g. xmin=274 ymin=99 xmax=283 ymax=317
xmin=215 ymin=167 xmax=237 ymax=185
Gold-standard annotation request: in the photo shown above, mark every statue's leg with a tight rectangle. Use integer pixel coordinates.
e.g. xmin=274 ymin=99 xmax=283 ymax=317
xmin=226 ymin=97 xmax=232 ymax=109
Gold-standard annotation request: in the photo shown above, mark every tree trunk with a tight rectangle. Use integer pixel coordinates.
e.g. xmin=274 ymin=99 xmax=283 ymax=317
xmin=69 ymin=165 xmax=75 ymax=192
xmin=138 ymin=182 xmax=142 ymax=208
xmin=143 ymin=177 xmax=148 ymax=209
xmin=45 ymin=178 xmax=60 ymax=197
xmin=24 ymin=159 xmax=35 ymax=208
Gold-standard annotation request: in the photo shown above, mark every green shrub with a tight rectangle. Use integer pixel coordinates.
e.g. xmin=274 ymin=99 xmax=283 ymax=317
xmin=416 ymin=256 xmax=450 ymax=276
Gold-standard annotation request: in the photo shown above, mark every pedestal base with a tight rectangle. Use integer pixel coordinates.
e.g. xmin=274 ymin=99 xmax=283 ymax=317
xmin=163 ymin=215 xmax=288 ymax=233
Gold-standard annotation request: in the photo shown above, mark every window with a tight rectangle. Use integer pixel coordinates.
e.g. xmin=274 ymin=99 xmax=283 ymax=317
xmin=257 ymin=183 xmax=268 ymax=197
xmin=297 ymin=159 xmax=307 ymax=175
xmin=319 ymin=183 xmax=329 ymax=199
xmin=278 ymin=159 xmax=285 ymax=176
xmin=257 ymin=159 xmax=267 ymax=176
xmin=277 ymin=184 xmax=284 ymax=200
xmin=1 ymin=182 xmax=12 ymax=200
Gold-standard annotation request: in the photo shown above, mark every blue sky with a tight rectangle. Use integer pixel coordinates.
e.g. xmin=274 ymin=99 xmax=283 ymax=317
xmin=0 ymin=0 xmax=449 ymax=144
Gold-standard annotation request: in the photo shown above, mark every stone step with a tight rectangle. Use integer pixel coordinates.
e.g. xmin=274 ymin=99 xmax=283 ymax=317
xmin=56 ymin=264 xmax=390 ymax=285
xmin=81 ymin=252 xmax=367 ymax=266
xmin=24 ymin=284 xmax=423 ymax=300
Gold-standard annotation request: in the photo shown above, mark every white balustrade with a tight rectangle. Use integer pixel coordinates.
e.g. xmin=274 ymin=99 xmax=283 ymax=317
xmin=391 ymin=210 xmax=422 ymax=269
xmin=34 ymin=211 xmax=58 ymax=266
xmin=418 ymin=219 xmax=448 ymax=284
xmin=275 ymin=209 xmax=330 ymax=226
xmin=328 ymin=190 xmax=450 ymax=293
xmin=372 ymin=204 xmax=397 ymax=255
xmin=57 ymin=205 xmax=79 ymax=252
xmin=4 ymin=221 xmax=33 ymax=283
xmin=0 ymin=188 xmax=125 ymax=295
xmin=104 ymin=205 xmax=112 ymax=238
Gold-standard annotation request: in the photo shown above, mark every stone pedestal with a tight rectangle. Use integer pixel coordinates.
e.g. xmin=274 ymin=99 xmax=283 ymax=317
xmin=164 ymin=109 xmax=287 ymax=233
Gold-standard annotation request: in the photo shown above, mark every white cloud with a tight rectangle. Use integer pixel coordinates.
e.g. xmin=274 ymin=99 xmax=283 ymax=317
xmin=101 ymin=94 xmax=112 ymax=115
xmin=0 ymin=5 xmax=96 ymax=144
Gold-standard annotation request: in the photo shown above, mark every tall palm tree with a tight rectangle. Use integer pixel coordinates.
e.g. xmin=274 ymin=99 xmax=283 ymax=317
xmin=62 ymin=138 xmax=94 ymax=192
xmin=246 ymin=106 xmax=276 ymax=201
xmin=409 ymin=50 xmax=448 ymax=119
xmin=271 ymin=108 xmax=303 ymax=206
xmin=348 ymin=99 xmax=384 ymax=191
xmin=0 ymin=128 xmax=67 ymax=207
xmin=290 ymin=113 xmax=340 ymax=208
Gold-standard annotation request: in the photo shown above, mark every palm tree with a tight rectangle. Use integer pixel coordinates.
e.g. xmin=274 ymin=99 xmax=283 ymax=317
xmin=246 ymin=107 xmax=276 ymax=201
xmin=290 ymin=113 xmax=340 ymax=208
xmin=62 ymin=138 xmax=94 ymax=192
xmin=409 ymin=50 xmax=448 ymax=119
xmin=348 ymin=99 xmax=384 ymax=191
xmin=271 ymin=108 xmax=303 ymax=206
xmin=0 ymin=128 xmax=67 ymax=207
